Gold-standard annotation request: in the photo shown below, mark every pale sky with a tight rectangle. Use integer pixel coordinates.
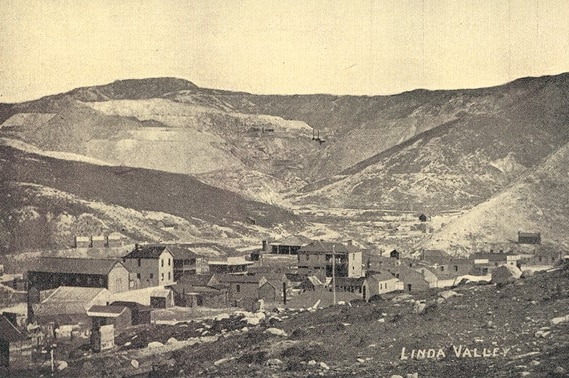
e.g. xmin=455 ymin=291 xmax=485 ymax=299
xmin=2 ymin=0 xmax=569 ymax=103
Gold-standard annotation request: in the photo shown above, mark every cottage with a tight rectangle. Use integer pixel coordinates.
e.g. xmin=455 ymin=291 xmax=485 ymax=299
xmin=106 ymin=232 xmax=124 ymax=248
xmin=150 ymin=288 xmax=174 ymax=309
xmin=32 ymin=286 xmax=111 ymax=333
xmin=212 ymin=274 xmax=261 ymax=307
xmin=363 ymin=272 xmax=401 ymax=299
xmin=385 ymin=265 xmax=430 ymax=292
xmin=122 ymin=245 xmax=175 ymax=289
xmin=172 ymin=275 xmax=228 ymax=308
xmin=91 ymin=235 xmax=106 ymax=248
xmin=0 ymin=315 xmax=30 ymax=368
xmin=297 ymin=240 xmax=363 ymax=282
xmin=109 ymin=301 xmax=151 ymax=325
xmin=28 ymin=257 xmax=130 ymax=293
xmin=87 ymin=305 xmax=132 ymax=333
xmin=518 ymin=231 xmax=541 ymax=245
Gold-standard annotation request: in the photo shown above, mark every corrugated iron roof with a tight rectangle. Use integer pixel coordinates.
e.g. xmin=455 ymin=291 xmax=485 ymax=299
xmin=87 ymin=305 xmax=127 ymax=317
xmin=270 ymin=235 xmax=313 ymax=246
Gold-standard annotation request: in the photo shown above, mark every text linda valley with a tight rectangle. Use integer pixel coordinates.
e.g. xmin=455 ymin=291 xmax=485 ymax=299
xmin=400 ymin=345 xmax=511 ymax=360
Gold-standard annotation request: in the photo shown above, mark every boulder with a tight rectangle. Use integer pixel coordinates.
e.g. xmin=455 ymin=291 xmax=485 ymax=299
xmin=147 ymin=341 xmax=164 ymax=349
xmin=131 ymin=360 xmax=139 ymax=369
xmin=167 ymin=337 xmax=179 ymax=345
xmin=56 ymin=361 xmax=68 ymax=371
xmin=214 ymin=357 xmax=234 ymax=366
xmin=265 ymin=327 xmax=288 ymax=337
xmin=319 ymin=362 xmax=330 ymax=370
xmin=266 ymin=358 xmax=283 ymax=367
xmin=439 ymin=290 xmax=459 ymax=300
xmin=491 ymin=265 xmax=522 ymax=285
xmin=551 ymin=315 xmax=569 ymax=325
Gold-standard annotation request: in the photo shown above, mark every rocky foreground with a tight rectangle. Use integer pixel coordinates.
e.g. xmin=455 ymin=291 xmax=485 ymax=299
xmin=10 ymin=265 xmax=569 ymax=377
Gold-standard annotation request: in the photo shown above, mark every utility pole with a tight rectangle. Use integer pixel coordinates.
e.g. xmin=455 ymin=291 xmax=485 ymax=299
xmin=332 ymin=244 xmax=336 ymax=305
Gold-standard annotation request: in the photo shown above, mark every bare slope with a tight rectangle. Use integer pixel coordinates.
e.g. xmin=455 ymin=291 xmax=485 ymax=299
xmin=421 ymin=137 xmax=569 ymax=253
xmin=294 ymin=75 xmax=569 ymax=211
xmin=0 ymin=145 xmax=300 ymax=253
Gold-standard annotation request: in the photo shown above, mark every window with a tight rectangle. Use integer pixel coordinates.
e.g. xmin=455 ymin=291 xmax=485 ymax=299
xmin=150 ymin=273 xmax=154 ymax=279
xmin=441 ymin=266 xmax=444 ymax=272
xmin=136 ymin=273 xmax=141 ymax=279
xmin=161 ymin=273 xmax=164 ymax=281
xmin=236 ymin=284 xmax=241 ymax=293
xmin=168 ymin=258 xmax=171 ymax=266
xmin=161 ymin=259 xmax=164 ymax=267
xmin=454 ymin=266 xmax=458 ymax=272
xmin=168 ymin=272 xmax=171 ymax=280
xmin=306 ymin=254 xmax=310 ymax=261
xmin=138 ymin=258 xmax=141 ymax=267
xmin=380 ymin=283 xmax=382 ymax=290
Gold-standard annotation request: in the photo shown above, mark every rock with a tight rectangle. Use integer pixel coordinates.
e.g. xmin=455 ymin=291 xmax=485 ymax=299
xmin=439 ymin=290 xmax=459 ymax=300
xmin=357 ymin=358 xmax=365 ymax=363
xmin=551 ymin=315 xmax=569 ymax=325
xmin=214 ymin=357 xmax=234 ymax=366
xmin=413 ymin=301 xmax=427 ymax=315
xmin=530 ymin=360 xmax=540 ymax=366
xmin=266 ymin=358 xmax=283 ymax=367
xmin=368 ymin=343 xmax=377 ymax=348
xmin=131 ymin=360 xmax=139 ymax=369
xmin=407 ymin=373 xmax=419 ymax=378
xmin=391 ymin=375 xmax=404 ymax=378
xmin=520 ymin=270 xmax=534 ymax=278
xmin=308 ymin=360 xmax=317 ymax=366
xmin=319 ymin=362 xmax=330 ymax=370
xmin=147 ymin=341 xmax=164 ymax=349
xmin=124 ymin=341 xmax=132 ymax=347
xmin=378 ymin=318 xmax=385 ymax=323
xmin=554 ymin=366 xmax=566 ymax=374
xmin=520 ymin=372 xmax=531 ymax=377
xmin=265 ymin=327 xmax=288 ymax=337
xmin=56 ymin=361 xmax=68 ymax=371
xmin=436 ymin=298 xmax=446 ymax=304
xmin=215 ymin=313 xmax=230 ymax=321
xmin=491 ymin=265 xmax=522 ymax=284
xmin=167 ymin=337 xmax=178 ymax=345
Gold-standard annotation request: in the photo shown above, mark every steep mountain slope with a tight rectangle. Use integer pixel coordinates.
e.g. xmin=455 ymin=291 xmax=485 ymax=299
xmin=420 ymin=136 xmax=569 ymax=253
xmin=294 ymin=75 xmax=569 ymax=211
xmin=0 ymin=144 xmax=300 ymax=253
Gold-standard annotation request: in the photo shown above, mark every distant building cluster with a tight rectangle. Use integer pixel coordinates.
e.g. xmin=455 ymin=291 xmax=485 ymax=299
xmin=74 ymin=233 xmax=125 ymax=249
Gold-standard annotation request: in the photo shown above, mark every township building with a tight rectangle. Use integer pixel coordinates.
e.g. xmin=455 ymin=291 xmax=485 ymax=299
xmin=27 ymin=257 xmax=130 ymax=293
xmin=208 ymin=257 xmax=254 ymax=274
xmin=168 ymin=245 xmax=209 ymax=280
xmin=122 ymin=245 xmax=175 ymax=289
xmin=297 ymin=240 xmax=363 ymax=282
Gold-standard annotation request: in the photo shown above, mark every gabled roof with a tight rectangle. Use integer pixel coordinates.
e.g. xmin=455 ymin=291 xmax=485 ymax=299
xmin=124 ymin=245 xmax=171 ymax=259
xmin=30 ymin=257 xmax=124 ymax=275
xmin=151 ymin=288 xmax=171 ymax=298
xmin=369 ymin=272 xmax=398 ymax=282
xmin=0 ymin=315 xmax=27 ymax=342
xmin=43 ymin=286 xmax=108 ymax=303
xmin=167 ymin=245 xmax=200 ymax=259
xmin=298 ymin=241 xmax=354 ymax=254
xmin=176 ymin=274 xmax=215 ymax=287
